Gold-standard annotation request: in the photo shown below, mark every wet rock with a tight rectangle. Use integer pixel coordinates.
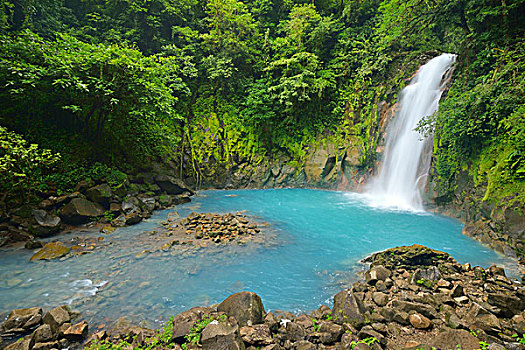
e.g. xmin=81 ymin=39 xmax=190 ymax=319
xmin=172 ymin=194 xmax=192 ymax=205
xmin=155 ymin=175 xmax=193 ymax=195
xmin=409 ymin=313 xmax=432 ymax=329
xmin=158 ymin=195 xmax=173 ymax=207
xmin=32 ymin=324 xmax=53 ymax=343
xmin=86 ymin=184 xmax=112 ymax=208
xmin=201 ymin=321 xmax=244 ymax=350
xmin=111 ymin=214 xmax=127 ymax=227
xmin=218 ymin=292 xmax=265 ymax=327
xmin=125 ymin=212 xmax=142 ymax=225
xmin=63 ymin=321 xmax=88 ymax=341
xmin=31 ymin=210 xmax=61 ymax=237
xmin=1 ymin=307 xmax=42 ymax=332
xmin=42 ymin=306 xmax=71 ymax=332
xmin=332 ymin=289 xmax=365 ymax=327
xmin=140 ymin=197 xmax=156 ymax=212
xmin=4 ymin=335 xmax=34 ymax=350
xmin=24 ymin=240 xmax=43 ymax=250
xmin=30 ymin=242 xmax=70 ymax=261
xmin=429 ymin=329 xmax=479 ymax=350
xmin=60 ymin=198 xmax=104 ymax=224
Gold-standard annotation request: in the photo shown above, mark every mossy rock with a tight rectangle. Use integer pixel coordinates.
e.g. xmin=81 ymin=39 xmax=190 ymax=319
xmin=363 ymin=244 xmax=449 ymax=269
xmin=30 ymin=242 xmax=70 ymax=261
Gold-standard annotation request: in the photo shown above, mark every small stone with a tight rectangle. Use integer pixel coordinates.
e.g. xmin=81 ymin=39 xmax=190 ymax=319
xmin=372 ymin=292 xmax=389 ymax=307
xmin=63 ymin=321 xmax=88 ymax=341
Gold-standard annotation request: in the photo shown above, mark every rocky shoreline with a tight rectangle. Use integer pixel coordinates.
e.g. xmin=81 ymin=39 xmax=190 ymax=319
xmin=3 ymin=245 xmax=525 ymax=350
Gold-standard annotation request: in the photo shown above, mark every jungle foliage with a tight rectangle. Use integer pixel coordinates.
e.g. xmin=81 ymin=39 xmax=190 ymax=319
xmin=0 ymin=0 xmax=523 ymax=206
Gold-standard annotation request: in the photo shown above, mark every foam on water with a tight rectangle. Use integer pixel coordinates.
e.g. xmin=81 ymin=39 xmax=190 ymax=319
xmin=0 ymin=189 xmax=517 ymax=326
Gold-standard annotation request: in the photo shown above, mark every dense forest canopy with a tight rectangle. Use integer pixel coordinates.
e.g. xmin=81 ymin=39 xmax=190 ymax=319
xmin=0 ymin=0 xmax=523 ymax=208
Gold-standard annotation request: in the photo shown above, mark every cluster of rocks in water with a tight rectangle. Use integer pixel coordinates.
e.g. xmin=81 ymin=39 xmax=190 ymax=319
xmin=4 ymin=244 xmax=524 ymax=350
xmin=1 ymin=305 xmax=88 ymax=350
xmin=0 ymin=174 xmax=193 ymax=248
xmin=179 ymin=212 xmax=261 ymax=243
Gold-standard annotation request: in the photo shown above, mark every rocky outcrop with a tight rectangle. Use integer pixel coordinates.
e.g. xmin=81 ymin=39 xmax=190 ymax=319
xmin=59 ymin=198 xmax=105 ymax=224
xmin=217 ymin=292 xmax=265 ymax=327
xmin=1 ymin=306 xmax=86 ymax=350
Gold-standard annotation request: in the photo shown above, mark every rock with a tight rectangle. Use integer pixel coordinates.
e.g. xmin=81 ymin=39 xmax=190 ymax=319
xmin=391 ymin=300 xmax=437 ymax=319
xmin=31 ymin=210 xmax=61 ymax=237
xmin=217 ymin=292 xmax=265 ymax=327
xmin=32 ymin=324 xmax=53 ymax=343
xmin=372 ymin=292 xmax=389 ymax=307
xmin=125 ymin=212 xmax=142 ymax=225
xmin=109 ymin=202 xmax=121 ymax=215
xmin=42 ymin=306 xmax=71 ymax=332
xmin=111 ymin=214 xmax=127 ymax=227
xmin=2 ymin=307 xmax=42 ymax=331
xmin=4 ymin=335 xmax=34 ymax=350
xmin=63 ymin=321 xmax=88 ymax=341
xmin=429 ymin=329 xmax=480 ymax=350
xmin=451 ymin=283 xmax=464 ymax=298
xmin=59 ymin=198 xmax=104 ymax=224
xmin=31 ymin=341 xmax=60 ymax=350
xmin=332 ymin=289 xmax=365 ymax=327
xmin=239 ymin=324 xmax=273 ymax=346
xmin=365 ymin=265 xmax=391 ymax=284
xmin=155 ymin=175 xmax=193 ymax=195
xmin=465 ymin=302 xmax=501 ymax=335
xmin=172 ymin=194 xmax=192 ymax=205
xmin=74 ymin=179 xmax=94 ymax=193
xmin=158 ymin=195 xmax=173 ymax=207
xmin=30 ymin=242 xmax=70 ymax=261
xmin=277 ymin=322 xmax=305 ymax=342
xmin=201 ymin=321 xmax=245 ymax=350
xmin=293 ymin=340 xmax=316 ymax=350
xmin=86 ymin=184 xmax=112 ymax=208
xmin=364 ymin=244 xmax=448 ymax=269
xmin=487 ymin=292 xmax=524 ymax=318
xmin=121 ymin=198 xmax=140 ymax=214
xmin=316 ymin=321 xmax=343 ymax=344
xmin=24 ymin=240 xmax=43 ymax=249
xmin=409 ymin=266 xmax=441 ymax=285
xmin=140 ymin=197 xmax=156 ymax=212
xmin=357 ymin=326 xmax=384 ymax=345
xmin=171 ymin=307 xmax=213 ymax=344
xmin=409 ymin=313 xmax=432 ymax=329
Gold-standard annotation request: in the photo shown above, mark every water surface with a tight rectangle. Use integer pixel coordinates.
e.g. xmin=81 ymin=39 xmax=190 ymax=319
xmin=0 ymin=189 xmax=515 ymax=327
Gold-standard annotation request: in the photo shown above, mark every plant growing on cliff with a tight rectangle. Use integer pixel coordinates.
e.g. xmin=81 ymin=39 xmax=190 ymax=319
xmin=0 ymin=126 xmax=61 ymax=201
xmin=182 ymin=314 xmax=228 ymax=349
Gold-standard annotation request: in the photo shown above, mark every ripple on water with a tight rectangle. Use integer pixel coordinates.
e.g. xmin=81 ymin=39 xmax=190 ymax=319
xmin=0 ymin=189 xmax=519 ymax=327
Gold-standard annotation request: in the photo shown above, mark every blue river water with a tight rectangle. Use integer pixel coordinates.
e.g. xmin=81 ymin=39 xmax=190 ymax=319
xmin=0 ymin=189 xmax=517 ymax=327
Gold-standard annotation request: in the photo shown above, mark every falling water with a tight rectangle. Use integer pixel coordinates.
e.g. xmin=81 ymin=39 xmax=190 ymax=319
xmin=368 ymin=53 xmax=456 ymax=211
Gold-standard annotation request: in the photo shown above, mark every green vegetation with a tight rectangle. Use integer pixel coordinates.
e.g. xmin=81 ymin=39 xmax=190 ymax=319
xmin=0 ymin=0 xmax=523 ymax=214
xmin=350 ymin=336 xmax=378 ymax=349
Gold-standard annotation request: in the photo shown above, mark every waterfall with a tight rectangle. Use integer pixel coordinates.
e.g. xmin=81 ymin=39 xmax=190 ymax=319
xmin=367 ymin=53 xmax=456 ymax=211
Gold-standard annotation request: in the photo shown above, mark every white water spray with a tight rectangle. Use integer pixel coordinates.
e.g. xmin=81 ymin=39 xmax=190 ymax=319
xmin=367 ymin=53 xmax=456 ymax=211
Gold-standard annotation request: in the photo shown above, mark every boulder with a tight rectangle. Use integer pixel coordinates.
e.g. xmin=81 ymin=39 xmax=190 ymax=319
xmin=31 ymin=210 xmax=61 ymax=237
xmin=315 ymin=321 xmax=343 ymax=344
xmin=155 ymin=175 xmax=193 ymax=195
xmin=391 ymin=300 xmax=437 ymax=319
xmin=239 ymin=324 xmax=273 ymax=346
xmin=465 ymin=302 xmax=501 ymax=335
xmin=372 ymin=292 xmax=389 ymax=307
xmin=332 ymin=289 xmax=365 ymax=327
xmin=31 ymin=341 xmax=60 ymax=350
xmin=365 ymin=265 xmax=391 ymax=285
xmin=140 ymin=197 xmax=156 ymax=212
xmin=32 ymin=324 xmax=54 ymax=343
xmin=277 ymin=322 xmax=306 ymax=342
xmin=121 ymin=197 xmax=141 ymax=214
xmin=293 ymin=340 xmax=317 ymax=350
xmin=409 ymin=313 xmax=432 ymax=329
xmin=486 ymin=292 xmax=524 ymax=318
xmin=158 ymin=195 xmax=173 ymax=207
xmin=409 ymin=266 xmax=441 ymax=285
xmin=4 ymin=335 xmax=34 ymax=350
xmin=30 ymin=242 xmax=70 ymax=261
xmin=42 ymin=306 xmax=71 ymax=332
xmin=1 ymin=307 xmax=42 ymax=332
xmin=364 ymin=244 xmax=448 ymax=269
xmin=63 ymin=321 xmax=88 ymax=341
xmin=86 ymin=184 xmax=112 ymax=208
xmin=217 ymin=292 xmax=265 ymax=327
xmin=172 ymin=194 xmax=192 ymax=205
xmin=201 ymin=321 xmax=244 ymax=350
xmin=59 ymin=198 xmax=104 ymax=224
xmin=125 ymin=212 xmax=142 ymax=225
xmin=429 ymin=329 xmax=480 ymax=350
xmin=171 ymin=307 xmax=214 ymax=344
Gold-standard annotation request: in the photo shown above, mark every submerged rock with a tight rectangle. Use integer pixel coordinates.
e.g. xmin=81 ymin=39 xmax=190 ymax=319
xmin=30 ymin=242 xmax=70 ymax=261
